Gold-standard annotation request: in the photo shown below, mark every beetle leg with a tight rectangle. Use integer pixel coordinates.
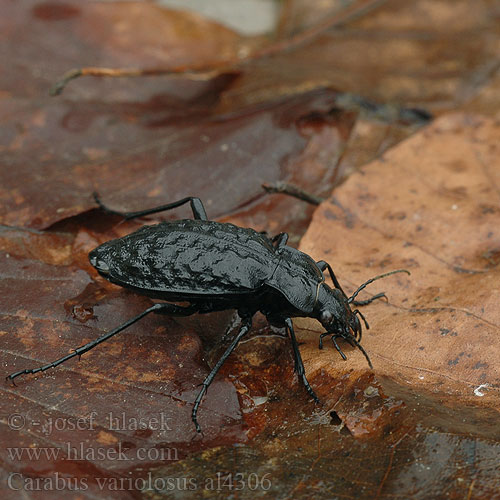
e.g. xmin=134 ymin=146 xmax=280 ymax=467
xmin=315 ymin=261 xmax=348 ymax=297
xmin=284 ymin=318 xmax=320 ymax=404
xmin=271 ymin=232 xmax=289 ymax=253
xmin=93 ymin=193 xmax=208 ymax=221
xmin=6 ymin=303 xmax=186 ymax=383
xmin=330 ymin=335 xmax=348 ymax=361
xmin=6 ymin=302 xmax=198 ymax=384
xmin=330 ymin=334 xmax=373 ymax=369
xmin=220 ymin=312 xmax=241 ymax=344
xmin=344 ymin=335 xmax=373 ymax=369
xmin=192 ymin=316 xmax=253 ymax=433
xmin=152 ymin=302 xmax=200 ymax=316
xmin=318 ymin=332 xmax=330 ymax=349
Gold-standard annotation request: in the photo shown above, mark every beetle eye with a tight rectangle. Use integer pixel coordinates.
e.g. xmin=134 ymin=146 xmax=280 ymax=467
xmin=320 ymin=310 xmax=333 ymax=324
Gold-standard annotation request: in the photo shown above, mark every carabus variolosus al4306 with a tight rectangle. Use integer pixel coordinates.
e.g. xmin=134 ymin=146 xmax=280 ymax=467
xmin=7 ymin=195 xmax=409 ymax=432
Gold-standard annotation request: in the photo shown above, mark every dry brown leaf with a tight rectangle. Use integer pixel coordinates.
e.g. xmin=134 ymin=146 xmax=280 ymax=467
xmin=2 ymin=2 xmax=499 ymax=497
xmin=298 ymin=112 xmax=500 ymax=409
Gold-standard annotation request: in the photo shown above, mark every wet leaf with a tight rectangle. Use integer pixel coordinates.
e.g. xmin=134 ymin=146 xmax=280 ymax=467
xmin=0 ymin=88 xmax=355 ymax=233
xmin=0 ymin=0 xmax=432 ymax=234
xmin=0 ymin=3 xmax=363 ymax=495
xmin=1 ymin=1 xmax=498 ymax=498
xmin=0 ymin=3 xmax=360 ymax=234
xmin=0 ymin=0 xmax=249 ymax=99
xmin=1 ymin=226 xmax=248 ymax=496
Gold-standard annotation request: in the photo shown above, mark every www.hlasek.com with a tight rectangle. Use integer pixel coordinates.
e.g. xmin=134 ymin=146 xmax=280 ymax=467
xmin=8 ymin=472 xmax=273 ymax=492
xmin=7 ymin=442 xmax=178 ymax=462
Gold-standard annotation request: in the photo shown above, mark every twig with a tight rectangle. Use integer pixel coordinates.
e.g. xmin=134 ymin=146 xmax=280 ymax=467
xmin=50 ymin=0 xmax=386 ymax=95
xmin=262 ymin=182 xmax=324 ymax=206
xmin=375 ymin=431 xmax=409 ymax=498
xmin=50 ymin=66 xmax=221 ymax=96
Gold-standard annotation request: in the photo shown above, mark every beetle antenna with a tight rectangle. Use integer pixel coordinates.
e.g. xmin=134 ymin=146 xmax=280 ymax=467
xmin=348 ymin=269 xmax=410 ymax=304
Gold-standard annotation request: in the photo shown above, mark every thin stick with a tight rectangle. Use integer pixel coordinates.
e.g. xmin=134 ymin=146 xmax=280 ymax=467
xmin=49 ymin=0 xmax=386 ymax=95
xmin=262 ymin=182 xmax=323 ymax=205
xmin=50 ymin=66 xmax=221 ymax=96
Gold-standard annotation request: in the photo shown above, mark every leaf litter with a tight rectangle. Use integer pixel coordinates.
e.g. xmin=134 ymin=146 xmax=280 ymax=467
xmin=1 ymin=0 xmax=499 ymax=498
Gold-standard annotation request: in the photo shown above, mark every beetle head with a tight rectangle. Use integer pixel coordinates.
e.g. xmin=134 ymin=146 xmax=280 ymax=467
xmin=314 ymin=269 xmax=410 ymax=368
xmin=315 ymin=284 xmax=373 ymax=368
xmin=316 ymin=285 xmax=362 ymax=340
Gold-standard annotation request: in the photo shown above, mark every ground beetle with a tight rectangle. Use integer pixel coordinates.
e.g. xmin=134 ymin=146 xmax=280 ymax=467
xmin=7 ymin=195 xmax=409 ymax=433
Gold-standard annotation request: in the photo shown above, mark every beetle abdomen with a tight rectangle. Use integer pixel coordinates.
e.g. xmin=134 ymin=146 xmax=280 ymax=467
xmin=90 ymin=220 xmax=278 ymax=295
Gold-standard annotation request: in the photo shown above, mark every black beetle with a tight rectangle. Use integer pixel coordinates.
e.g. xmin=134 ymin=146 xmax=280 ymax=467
xmin=7 ymin=195 xmax=409 ymax=432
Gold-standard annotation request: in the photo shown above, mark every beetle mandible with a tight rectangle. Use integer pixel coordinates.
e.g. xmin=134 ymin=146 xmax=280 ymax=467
xmin=6 ymin=195 xmax=409 ymax=433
